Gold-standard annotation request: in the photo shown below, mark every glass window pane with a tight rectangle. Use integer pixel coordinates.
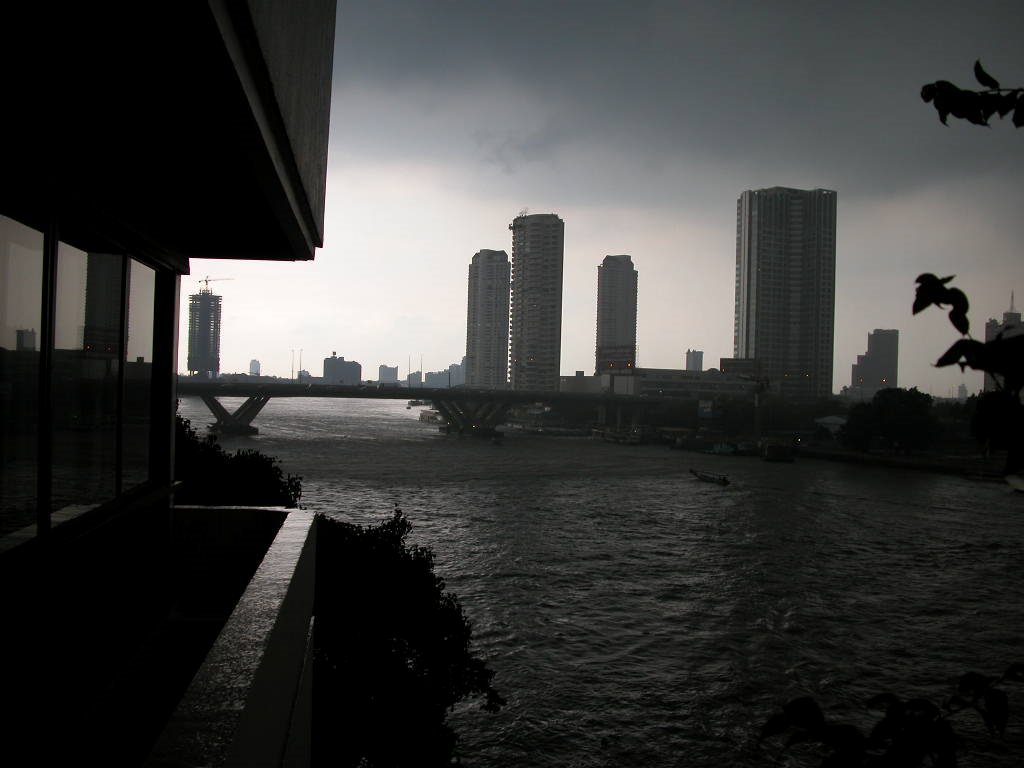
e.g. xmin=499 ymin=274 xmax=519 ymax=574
xmin=0 ymin=216 xmax=43 ymax=538
xmin=123 ymin=259 xmax=154 ymax=489
xmin=52 ymin=244 xmax=120 ymax=514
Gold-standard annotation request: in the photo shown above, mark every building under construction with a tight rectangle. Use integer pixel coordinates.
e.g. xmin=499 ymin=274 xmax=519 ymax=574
xmin=187 ymin=288 xmax=222 ymax=377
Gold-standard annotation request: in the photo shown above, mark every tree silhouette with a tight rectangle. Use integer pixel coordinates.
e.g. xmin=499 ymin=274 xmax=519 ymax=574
xmin=840 ymin=387 xmax=940 ymax=454
xmin=921 ymin=60 xmax=1024 ymax=128
xmin=913 ymin=274 xmax=1024 ymax=477
xmin=760 ymin=667 xmax=1024 ymax=767
xmin=314 ymin=509 xmax=503 ymax=767
xmin=174 ymin=413 xmax=302 ymax=507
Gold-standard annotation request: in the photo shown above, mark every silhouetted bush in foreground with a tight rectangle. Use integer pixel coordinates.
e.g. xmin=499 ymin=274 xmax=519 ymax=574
xmin=760 ymin=666 xmax=1024 ymax=767
xmin=314 ymin=509 xmax=503 ymax=767
xmin=173 ymin=413 xmax=302 ymax=507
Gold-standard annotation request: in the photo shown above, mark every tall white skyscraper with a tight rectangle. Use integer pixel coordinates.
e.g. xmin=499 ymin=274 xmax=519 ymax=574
xmin=509 ymin=213 xmax=564 ymax=391
xmin=734 ymin=187 xmax=837 ymax=400
xmin=595 ymin=255 xmax=637 ymax=373
xmin=465 ymin=249 xmax=510 ymax=388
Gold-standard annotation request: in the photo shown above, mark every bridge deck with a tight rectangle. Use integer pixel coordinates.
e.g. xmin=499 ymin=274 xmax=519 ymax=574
xmin=176 ymin=380 xmax=670 ymax=405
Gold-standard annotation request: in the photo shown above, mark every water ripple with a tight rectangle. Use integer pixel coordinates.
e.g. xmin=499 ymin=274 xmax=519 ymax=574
xmin=177 ymin=397 xmax=1024 ymax=767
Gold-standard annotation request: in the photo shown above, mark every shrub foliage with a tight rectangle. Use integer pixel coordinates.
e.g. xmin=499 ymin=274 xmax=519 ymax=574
xmin=173 ymin=413 xmax=302 ymax=507
xmin=314 ymin=509 xmax=504 ymax=767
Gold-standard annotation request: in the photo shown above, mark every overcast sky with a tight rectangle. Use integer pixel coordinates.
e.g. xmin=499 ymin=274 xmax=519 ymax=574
xmin=182 ymin=0 xmax=1024 ymax=396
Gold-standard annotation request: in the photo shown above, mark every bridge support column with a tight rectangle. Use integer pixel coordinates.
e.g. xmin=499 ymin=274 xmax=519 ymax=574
xmin=200 ymin=395 xmax=271 ymax=435
xmin=433 ymin=399 xmax=509 ymax=437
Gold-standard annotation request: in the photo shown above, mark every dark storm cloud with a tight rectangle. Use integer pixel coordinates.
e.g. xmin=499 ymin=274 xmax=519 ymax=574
xmin=333 ymin=0 xmax=1024 ymax=202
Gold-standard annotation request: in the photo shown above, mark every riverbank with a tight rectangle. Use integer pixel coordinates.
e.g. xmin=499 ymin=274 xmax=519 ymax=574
xmin=659 ymin=429 xmax=1008 ymax=480
xmin=796 ymin=444 xmax=1007 ymax=480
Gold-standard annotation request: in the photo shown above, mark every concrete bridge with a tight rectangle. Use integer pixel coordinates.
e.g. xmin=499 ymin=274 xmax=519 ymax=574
xmin=176 ymin=379 xmax=667 ymax=437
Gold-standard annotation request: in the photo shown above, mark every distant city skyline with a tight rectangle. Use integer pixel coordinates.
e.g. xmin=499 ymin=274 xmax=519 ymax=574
xmin=176 ymin=3 xmax=1023 ymax=395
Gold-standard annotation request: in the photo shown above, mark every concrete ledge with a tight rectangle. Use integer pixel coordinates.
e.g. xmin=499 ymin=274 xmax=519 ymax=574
xmin=148 ymin=510 xmax=318 ymax=767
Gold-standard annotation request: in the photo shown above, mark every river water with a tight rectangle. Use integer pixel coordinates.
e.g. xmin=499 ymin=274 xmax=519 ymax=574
xmin=178 ymin=396 xmax=1024 ymax=767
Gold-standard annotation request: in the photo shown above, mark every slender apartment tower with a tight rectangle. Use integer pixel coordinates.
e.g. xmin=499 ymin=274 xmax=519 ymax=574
xmin=186 ymin=288 xmax=222 ymax=378
xmin=734 ymin=187 xmax=837 ymax=400
xmin=509 ymin=213 xmax=565 ymax=391
xmin=465 ymin=249 xmax=511 ymax=388
xmin=595 ymin=255 xmax=637 ymax=373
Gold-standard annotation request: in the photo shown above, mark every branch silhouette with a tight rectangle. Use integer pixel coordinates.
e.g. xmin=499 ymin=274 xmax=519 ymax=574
xmin=921 ymin=60 xmax=1024 ymax=128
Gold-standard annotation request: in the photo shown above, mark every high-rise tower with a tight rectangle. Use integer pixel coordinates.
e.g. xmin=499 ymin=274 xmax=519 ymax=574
xmin=983 ymin=293 xmax=1022 ymax=392
xmin=83 ymin=253 xmax=126 ymax=356
xmin=186 ymin=288 xmax=222 ymax=378
xmin=509 ymin=213 xmax=564 ymax=391
xmin=465 ymin=249 xmax=510 ymax=388
xmin=595 ymin=254 xmax=637 ymax=373
xmin=850 ymin=329 xmax=899 ymax=400
xmin=734 ymin=187 xmax=837 ymax=400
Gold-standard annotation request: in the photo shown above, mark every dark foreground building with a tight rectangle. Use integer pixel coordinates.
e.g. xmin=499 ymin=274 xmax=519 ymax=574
xmin=2 ymin=3 xmax=335 ymax=764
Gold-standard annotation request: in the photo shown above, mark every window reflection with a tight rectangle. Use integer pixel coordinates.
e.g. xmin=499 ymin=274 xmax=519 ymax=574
xmin=51 ymin=245 xmax=121 ymax=514
xmin=123 ymin=259 xmax=154 ymax=489
xmin=0 ymin=216 xmax=43 ymax=537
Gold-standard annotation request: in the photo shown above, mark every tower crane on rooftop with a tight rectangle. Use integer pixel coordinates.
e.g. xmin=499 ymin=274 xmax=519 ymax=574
xmin=198 ymin=276 xmax=233 ymax=291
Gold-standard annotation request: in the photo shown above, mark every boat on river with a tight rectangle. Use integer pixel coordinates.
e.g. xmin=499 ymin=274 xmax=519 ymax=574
xmin=690 ymin=468 xmax=729 ymax=486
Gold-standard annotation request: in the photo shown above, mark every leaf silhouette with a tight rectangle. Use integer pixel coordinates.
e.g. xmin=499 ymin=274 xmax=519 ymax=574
xmin=821 ymin=722 xmax=866 ymax=755
xmin=866 ymin=692 xmax=901 ymax=710
xmin=904 ymin=697 xmax=942 ymax=720
xmin=759 ymin=711 xmax=790 ymax=741
xmin=958 ymin=671 xmax=994 ymax=698
xmin=1002 ymin=662 xmax=1024 ymax=682
xmin=936 ymin=339 xmax=986 ymax=369
xmin=995 ymin=92 xmax=1018 ymax=118
xmin=974 ymin=59 xmax=1001 ymax=90
xmin=949 ymin=307 xmax=970 ymax=335
xmin=948 ymin=286 xmax=970 ymax=316
xmin=913 ymin=273 xmax=956 ymax=314
xmin=784 ymin=729 xmax=818 ymax=749
xmin=783 ymin=696 xmax=826 ymax=731
xmin=983 ymin=688 xmax=1008 ymax=735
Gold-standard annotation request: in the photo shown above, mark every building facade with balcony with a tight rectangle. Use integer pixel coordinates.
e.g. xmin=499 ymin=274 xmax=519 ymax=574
xmin=734 ymin=187 xmax=837 ymax=400
xmin=509 ymin=213 xmax=564 ymax=391
xmin=465 ymin=249 xmax=510 ymax=389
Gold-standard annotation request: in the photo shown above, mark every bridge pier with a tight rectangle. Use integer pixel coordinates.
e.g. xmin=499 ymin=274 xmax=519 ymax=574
xmin=200 ymin=395 xmax=271 ymax=435
xmin=433 ymin=398 xmax=510 ymax=437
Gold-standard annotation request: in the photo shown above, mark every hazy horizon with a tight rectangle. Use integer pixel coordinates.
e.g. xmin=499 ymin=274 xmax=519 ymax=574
xmin=179 ymin=1 xmax=1024 ymax=397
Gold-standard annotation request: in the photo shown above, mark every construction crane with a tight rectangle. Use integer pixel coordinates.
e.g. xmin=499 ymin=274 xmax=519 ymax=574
xmin=198 ymin=276 xmax=233 ymax=291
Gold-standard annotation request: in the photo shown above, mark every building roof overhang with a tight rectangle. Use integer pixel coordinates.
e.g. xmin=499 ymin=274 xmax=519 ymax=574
xmin=4 ymin=2 xmax=335 ymax=272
